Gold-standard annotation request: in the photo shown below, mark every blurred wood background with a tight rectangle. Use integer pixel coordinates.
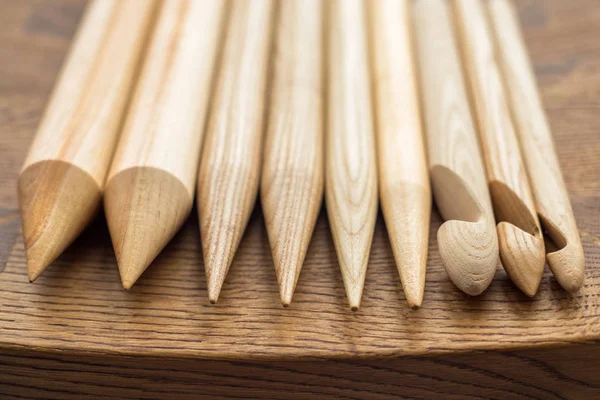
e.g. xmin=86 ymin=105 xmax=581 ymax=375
xmin=0 ymin=0 xmax=599 ymax=398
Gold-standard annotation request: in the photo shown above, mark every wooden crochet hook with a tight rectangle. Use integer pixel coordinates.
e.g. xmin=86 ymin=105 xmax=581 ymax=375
xmin=104 ymin=0 xmax=227 ymax=289
xmin=261 ymin=0 xmax=324 ymax=307
xmin=414 ymin=0 xmax=499 ymax=295
xmin=198 ymin=0 xmax=275 ymax=304
xmin=18 ymin=0 xmax=157 ymax=282
xmin=326 ymin=0 xmax=378 ymax=310
xmin=454 ymin=0 xmax=545 ymax=296
xmin=369 ymin=0 xmax=430 ymax=308
xmin=488 ymin=0 xmax=585 ymax=292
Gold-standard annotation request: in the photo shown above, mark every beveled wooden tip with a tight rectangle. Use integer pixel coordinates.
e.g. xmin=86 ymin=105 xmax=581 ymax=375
xmin=540 ymin=215 xmax=586 ymax=293
xmin=497 ymin=222 xmax=545 ymax=297
xmin=104 ymin=167 xmax=192 ymax=290
xmin=19 ymin=160 xmax=101 ymax=281
xmin=437 ymin=219 xmax=498 ymax=296
xmin=432 ymin=166 xmax=499 ymax=296
xmin=547 ymin=244 xmax=585 ymax=294
xmin=488 ymin=181 xmax=546 ymax=296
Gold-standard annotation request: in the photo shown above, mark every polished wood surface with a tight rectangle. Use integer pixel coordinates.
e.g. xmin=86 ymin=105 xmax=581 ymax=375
xmin=1 ymin=0 xmax=599 ymax=398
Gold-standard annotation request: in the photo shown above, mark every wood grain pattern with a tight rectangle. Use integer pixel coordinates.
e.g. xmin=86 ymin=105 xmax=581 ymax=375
xmin=104 ymin=0 xmax=226 ymax=289
xmin=326 ymin=0 xmax=378 ymax=311
xmin=368 ymin=0 xmax=431 ymax=308
xmin=17 ymin=0 xmax=157 ymax=282
xmin=454 ymin=0 xmax=545 ymax=297
xmin=488 ymin=0 xmax=586 ymax=294
xmin=197 ymin=0 xmax=275 ymax=304
xmin=260 ymin=0 xmax=324 ymax=307
xmin=414 ymin=0 xmax=499 ymax=296
xmin=0 ymin=0 xmax=599 ymax=398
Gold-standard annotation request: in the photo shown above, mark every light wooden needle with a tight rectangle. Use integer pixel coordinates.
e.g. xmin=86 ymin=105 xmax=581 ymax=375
xmin=18 ymin=0 xmax=157 ymax=282
xmin=488 ymin=0 xmax=585 ymax=293
xmin=198 ymin=0 xmax=275 ymax=304
xmin=453 ymin=0 xmax=545 ymax=297
xmin=261 ymin=0 xmax=324 ymax=307
xmin=104 ymin=0 xmax=226 ymax=289
xmin=414 ymin=0 xmax=499 ymax=296
xmin=368 ymin=0 xmax=431 ymax=308
xmin=326 ymin=0 xmax=378 ymax=311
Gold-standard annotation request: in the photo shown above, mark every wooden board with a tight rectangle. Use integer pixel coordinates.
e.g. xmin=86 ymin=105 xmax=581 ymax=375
xmin=0 ymin=0 xmax=599 ymax=398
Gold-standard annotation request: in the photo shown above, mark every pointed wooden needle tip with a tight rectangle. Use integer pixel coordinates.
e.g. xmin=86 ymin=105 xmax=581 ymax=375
xmin=278 ymin=264 xmax=302 ymax=307
xmin=280 ymin=288 xmax=293 ymax=308
xmin=207 ymin=282 xmax=222 ymax=305
xmin=344 ymin=282 xmax=364 ymax=312
xmin=205 ymin=259 xmax=232 ymax=305
xmin=497 ymin=222 xmax=545 ymax=297
xmin=404 ymin=282 xmax=424 ymax=309
xmin=383 ymin=185 xmax=430 ymax=309
xmin=27 ymin=261 xmax=44 ymax=283
xmin=273 ymin=256 xmax=306 ymax=309
xmin=104 ymin=167 xmax=192 ymax=290
xmin=19 ymin=160 xmax=102 ymax=281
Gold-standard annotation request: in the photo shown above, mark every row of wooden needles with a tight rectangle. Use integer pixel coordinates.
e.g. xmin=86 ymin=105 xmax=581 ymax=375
xmin=19 ymin=0 xmax=585 ymax=310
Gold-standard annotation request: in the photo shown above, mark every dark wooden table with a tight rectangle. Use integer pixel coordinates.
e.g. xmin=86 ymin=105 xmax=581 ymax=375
xmin=1 ymin=1 xmax=599 ymax=398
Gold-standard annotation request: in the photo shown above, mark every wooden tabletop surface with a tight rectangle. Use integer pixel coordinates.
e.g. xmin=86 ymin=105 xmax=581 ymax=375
xmin=0 ymin=0 xmax=599 ymax=362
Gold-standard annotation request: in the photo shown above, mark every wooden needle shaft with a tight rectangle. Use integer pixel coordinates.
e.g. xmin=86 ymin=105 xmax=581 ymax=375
xmin=414 ymin=0 xmax=499 ymax=296
xmin=368 ymin=0 xmax=430 ymax=308
xmin=326 ymin=0 xmax=378 ymax=310
xmin=261 ymin=0 xmax=324 ymax=307
xmin=487 ymin=0 xmax=585 ymax=292
xmin=198 ymin=0 xmax=275 ymax=304
xmin=104 ymin=0 xmax=227 ymax=289
xmin=18 ymin=0 xmax=157 ymax=281
xmin=454 ymin=0 xmax=545 ymax=296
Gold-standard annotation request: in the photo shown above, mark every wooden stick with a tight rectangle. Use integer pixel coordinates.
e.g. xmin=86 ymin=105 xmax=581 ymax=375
xmin=326 ymin=0 xmax=378 ymax=311
xmin=368 ymin=0 xmax=430 ymax=308
xmin=487 ymin=0 xmax=585 ymax=293
xmin=260 ymin=0 xmax=324 ymax=307
xmin=453 ymin=0 xmax=545 ymax=297
xmin=104 ymin=0 xmax=227 ymax=289
xmin=413 ymin=0 xmax=499 ymax=296
xmin=18 ymin=0 xmax=157 ymax=282
xmin=198 ymin=0 xmax=275 ymax=304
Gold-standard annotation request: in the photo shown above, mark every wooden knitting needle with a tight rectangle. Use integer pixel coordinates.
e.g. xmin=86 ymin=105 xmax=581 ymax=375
xmin=198 ymin=0 xmax=275 ymax=304
xmin=261 ymin=0 xmax=324 ymax=307
xmin=104 ymin=0 xmax=226 ymax=289
xmin=368 ymin=0 xmax=430 ymax=308
xmin=413 ymin=0 xmax=499 ymax=296
xmin=488 ymin=0 xmax=585 ymax=293
xmin=453 ymin=0 xmax=545 ymax=297
xmin=18 ymin=0 xmax=157 ymax=282
xmin=327 ymin=0 xmax=378 ymax=310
